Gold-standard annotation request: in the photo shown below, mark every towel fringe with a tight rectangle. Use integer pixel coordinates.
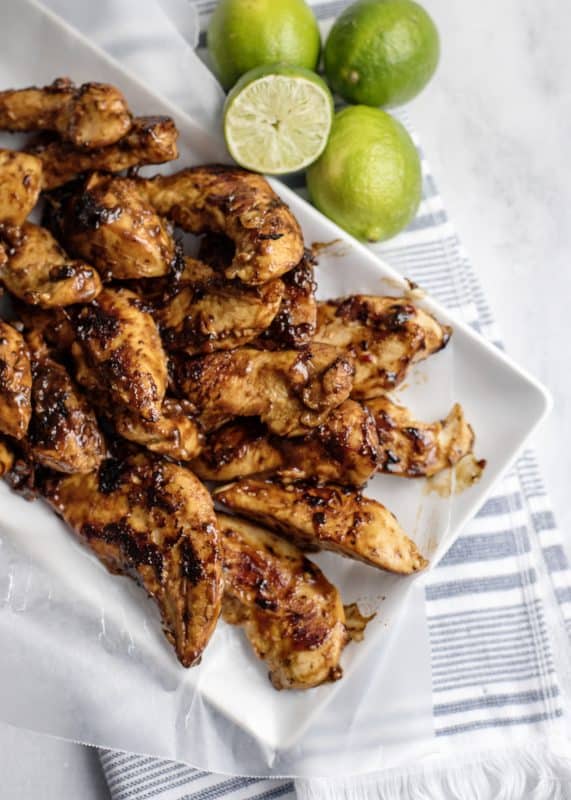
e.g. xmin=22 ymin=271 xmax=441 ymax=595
xmin=295 ymin=743 xmax=571 ymax=800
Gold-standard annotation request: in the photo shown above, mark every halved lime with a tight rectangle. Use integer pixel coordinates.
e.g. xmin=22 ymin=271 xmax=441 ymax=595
xmin=223 ymin=64 xmax=334 ymax=175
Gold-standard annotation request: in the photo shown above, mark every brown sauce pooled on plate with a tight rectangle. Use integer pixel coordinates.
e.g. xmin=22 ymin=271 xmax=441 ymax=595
xmin=424 ymin=453 xmax=487 ymax=497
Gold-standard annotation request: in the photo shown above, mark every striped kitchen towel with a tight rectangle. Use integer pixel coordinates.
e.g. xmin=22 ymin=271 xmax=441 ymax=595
xmin=39 ymin=0 xmax=571 ymax=795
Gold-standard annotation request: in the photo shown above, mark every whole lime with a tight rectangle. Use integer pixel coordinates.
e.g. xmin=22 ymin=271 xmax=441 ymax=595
xmin=306 ymin=105 xmax=422 ymax=242
xmin=208 ymin=0 xmax=321 ymax=91
xmin=324 ymin=0 xmax=439 ymax=107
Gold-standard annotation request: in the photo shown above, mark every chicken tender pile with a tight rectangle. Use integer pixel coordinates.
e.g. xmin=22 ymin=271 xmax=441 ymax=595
xmin=0 ymin=79 xmax=484 ymax=690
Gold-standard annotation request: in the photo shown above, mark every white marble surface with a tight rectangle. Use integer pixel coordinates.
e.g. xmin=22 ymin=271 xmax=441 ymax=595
xmin=1 ymin=0 xmax=570 ymax=796
xmin=413 ymin=0 xmax=571 ymax=539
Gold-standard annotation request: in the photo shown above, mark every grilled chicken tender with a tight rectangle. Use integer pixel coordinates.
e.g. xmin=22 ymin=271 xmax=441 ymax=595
xmin=29 ymin=115 xmax=178 ymax=190
xmin=192 ymin=400 xmax=379 ymax=487
xmin=172 ymin=343 xmax=354 ymax=437
xmin=120 ymin=256 xmax=216 ymax=311
xmin=113 ymin=398 xmax=203 ymax=461
xmin=218 ymin=513 xmax=347 ymax=690
xmin=44 ymin=453 xmax=223 ymax=667
xmin=28 ymin=344 xmax=105 ymax=473
xmin=0 ymin=320 xmax=32 ymax=439
xmin=192 ymin=419 xmax=284 ymax=482
xmin=0 ymin=79 xmax=131 ymax=148
xmin=367 ymin=396 xmax=475 ymax=478
xmin=72 ymin=287 xmax=167 ymax=422
xmin=136 ymin=165 xmax=304 ymax=285
xmin=0 ymin=223 xmax=102 ymax=307
xmin=196 ymin=238 xmax=317 ymax=349
xmin=314 ymin=295 xmax=451 ymax=398
xmin=57 ymin=173 xmax=179 ymax=280
xmin=0 ymin=438 xmax=14 ymax=477
xmin=258 ymin=253 xmax=317 ymax=349
xmin=155 ymin=262 xmax=285 ymax=354
xmin=216 ymin=479 xmax=428 ymax=574
xmin=280 ymin=400 xmax=379 ymax=486
xmin=0 ymin=150 xmax=42 ymax=225
xmin=14 ymin=302 xmax=75 ymax=354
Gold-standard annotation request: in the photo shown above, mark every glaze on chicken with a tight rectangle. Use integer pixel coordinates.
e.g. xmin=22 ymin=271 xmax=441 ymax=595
xmin=14 ymin=303 xmax=75 ymax=354
xmin=314 ymin=295 xmax=451 ymax=398
xmin=112 ymin=398 xmax=203 ymax=462
xmin=196 ymin=238 xmax=318 ymax=350
xmin=0 ymin=439 xmax=14 ymax=477
xmin=28 ymin=350 xmax=105 ymax=474
xmin=191 ymin=419 xmax=284 ymax=482
xmin=29 ymin=115 xmax=178 ymax=190
xmin=0 ymin=78 xmax=132 ymax=147
xmin=279 ymin=400 xmax=379 ymax=486
xmin=136 ymin=165 xmax=304 ymax=285
xmin=55 ymin=173 xmax=180 ymax=280
xmin=154 ymin=261 xmax=285 ymax=354
xmin=71 ymin=287 xmax=167 ymax=421
xmin=43 ymin=327 xmax=199 ymax=463
xmin=43 ymin=453 xmax=223 ymax=667
xmin=192 ymin=400 xmax=379 ymax=487
xmin=367 ymin=396 xmax=476 ymax=478
xmin=218 ymin=513 xmax=347 ymax=690
xmin=0 ymin=223 xmax=102 ymax=307
xmin=0 ymin=149 xmax=42 ymax=225
xmin=216 ymin=479 xmax=428 ymax=574
xmin=172 ymin=343 xmax=354 ymax=436
xmin=257 ymin=253 xmax=317 ymax=349
xmin=0 ymin=319 xmax=32 ymax=439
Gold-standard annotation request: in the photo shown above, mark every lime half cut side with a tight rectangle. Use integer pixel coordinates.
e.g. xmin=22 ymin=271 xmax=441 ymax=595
xmin=223 ymin=64 xmax=334 ymax=175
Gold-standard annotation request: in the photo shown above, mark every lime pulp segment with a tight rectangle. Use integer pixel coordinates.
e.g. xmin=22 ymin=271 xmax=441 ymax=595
xmin=225 ymin=75 xmax=333 ymax=174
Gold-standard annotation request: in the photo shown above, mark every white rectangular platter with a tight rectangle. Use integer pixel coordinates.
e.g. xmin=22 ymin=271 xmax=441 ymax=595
xmin=0 ymin=0 xmax=551 ymax=755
